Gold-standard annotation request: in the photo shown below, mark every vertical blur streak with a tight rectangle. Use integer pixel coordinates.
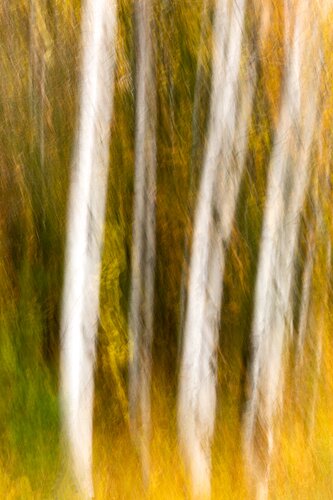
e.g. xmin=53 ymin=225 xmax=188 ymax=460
xmin=244 ymin=1 xmax=321 ymax=497
xmin=295 ymin=220 xmax=315 ymax=369
xmin=29 ymin=0 xmax=46 ymax=169
xmin=297 ymin=164 xmax=332 ymax=435
xmin=178 ymin=0 xmax=209 ymax=353
xmin=177 ymin=0 xmax=247 ymax=495
xmin=296 ymin=156 xmax=330 ymax=374
xmin=28 ymin=0 xmax=37 ymax=123
xmin=60 ymin=0 xmax=117 ymax=497
xmin=128 ymin=0 xmax=157 ymax=485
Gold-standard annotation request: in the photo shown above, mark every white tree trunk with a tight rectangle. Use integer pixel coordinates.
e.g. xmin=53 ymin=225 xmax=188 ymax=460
xmin=178 ymin=0 xmax=209 ymax=362
xmin=243 ymin=1 xmax=321 ymax=496
xmin=177 ymin=0 xmax=248 ymax=495
xmin=128 ymin=0 xmax=157 ymax=485
xmin=60 ymin=0 xmax=117 ymax=496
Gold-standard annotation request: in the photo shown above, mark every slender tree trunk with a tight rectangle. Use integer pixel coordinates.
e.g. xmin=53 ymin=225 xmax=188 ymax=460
xmin=60 ymin=1 xmax=117 ymax=496
xmin=177 ymin=0 xmax=248 ymax=495
xmin=243 ymin=2 xmax=321 ymax=496
xmin=298 ymin=164 xmax=332 ymax=435
xmin=128 ymin=0 xmax=157 ymax=485
xmin=178 ymin=0 xmax=210 ymax=364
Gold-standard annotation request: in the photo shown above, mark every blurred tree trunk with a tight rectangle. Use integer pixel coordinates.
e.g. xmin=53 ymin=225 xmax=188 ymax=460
xmin=244 ymin=1 xmax=321 ymax=496
xmin=128 ymin=0 xmax=157 ymax=485
xmin=177 ymin=0 xmax=248 ymax=495
xmin=60 ymin=0 xmax=117 ymax=496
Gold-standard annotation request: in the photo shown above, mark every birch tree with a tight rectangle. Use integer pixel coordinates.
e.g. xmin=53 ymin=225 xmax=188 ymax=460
xmin=177 ymin=0 xmax=252 ymax=495
xmin=60 ymin=0 xmax=117 ymax=496
xmin=128 ymin=0 xmax=157 ymax=484
xmin=178 ymin=0 xmax=210 ymax=360
xmin=243 ymin=1 xmax=321 ymax=497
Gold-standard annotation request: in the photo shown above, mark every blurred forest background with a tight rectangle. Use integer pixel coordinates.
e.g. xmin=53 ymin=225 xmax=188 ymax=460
xmin=0 ymin=0 xmax=333 ymax=498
